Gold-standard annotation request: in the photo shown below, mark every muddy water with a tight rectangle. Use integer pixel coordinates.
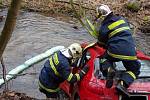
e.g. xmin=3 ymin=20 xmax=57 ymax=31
xmin=0 ymin=9 xmax=94 ymax=99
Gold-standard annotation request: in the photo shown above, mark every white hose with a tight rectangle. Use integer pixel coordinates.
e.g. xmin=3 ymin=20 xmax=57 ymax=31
xmin=0 ymin=46 xmax=65 ymax=87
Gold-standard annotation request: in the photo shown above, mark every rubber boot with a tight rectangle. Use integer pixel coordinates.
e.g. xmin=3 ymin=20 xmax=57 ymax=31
xmin=116 ymin=81 xmax=130 ymax=97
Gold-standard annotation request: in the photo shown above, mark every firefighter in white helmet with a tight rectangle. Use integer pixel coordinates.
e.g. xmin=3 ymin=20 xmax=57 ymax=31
xmin=94 ymin=4 xmax=141 ymax=96
xmin=96 ymin=4 xmax=112 ymax=18
xmin=39 ymin=43 xmax=89 ymax=99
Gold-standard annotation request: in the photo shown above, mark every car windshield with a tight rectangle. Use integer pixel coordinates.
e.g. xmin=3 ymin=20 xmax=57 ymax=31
xmin=94 ymin=58 xmax=150 ymax=78
xmin=115 ymin=60 xmax=150 ymax=77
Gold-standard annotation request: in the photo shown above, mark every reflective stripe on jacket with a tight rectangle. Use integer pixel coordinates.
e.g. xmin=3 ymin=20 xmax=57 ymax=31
xmin=98 ymin=13 xmax=137 ymax=60
xmin=39 ymin=51 xmax=82 ymax=92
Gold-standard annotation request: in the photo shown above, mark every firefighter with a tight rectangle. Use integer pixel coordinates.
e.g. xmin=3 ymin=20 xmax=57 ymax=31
xmin=38 ymin=43 xmax=89 ymax=100
xmin=94 ymin=4 xmax=141 ymax=95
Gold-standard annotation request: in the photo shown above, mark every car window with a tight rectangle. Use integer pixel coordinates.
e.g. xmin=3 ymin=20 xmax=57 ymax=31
xmin=114 ymin=60 xmax=150 ymax=77
xmin=139 ymin=60 xmax=150 ymax=77
xmin=94 ymin=58 xmax=150 ymax=78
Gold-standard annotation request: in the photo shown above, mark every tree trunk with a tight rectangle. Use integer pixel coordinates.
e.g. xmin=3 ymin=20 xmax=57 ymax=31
xmin=0 ymin=0 xmax=22 ymax=60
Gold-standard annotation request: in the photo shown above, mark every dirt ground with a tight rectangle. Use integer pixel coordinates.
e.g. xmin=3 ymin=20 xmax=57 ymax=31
xmin=0 ymin=91 xmax=35 ymax=100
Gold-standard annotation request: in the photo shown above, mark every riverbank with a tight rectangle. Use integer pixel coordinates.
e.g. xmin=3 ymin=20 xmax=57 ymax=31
xmin=1 ymin=0 xmax=149 ymax=26
xmin=0 ymin=91 xmax=35 ymax=100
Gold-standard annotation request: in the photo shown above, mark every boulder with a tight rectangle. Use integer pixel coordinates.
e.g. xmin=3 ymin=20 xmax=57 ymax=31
xmin=126 ymin=0 xmax=141 ymax=12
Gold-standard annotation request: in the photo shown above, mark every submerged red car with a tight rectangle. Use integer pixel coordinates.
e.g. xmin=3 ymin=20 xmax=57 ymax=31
xmin=60 ymin=43 xmax=150 ymax=100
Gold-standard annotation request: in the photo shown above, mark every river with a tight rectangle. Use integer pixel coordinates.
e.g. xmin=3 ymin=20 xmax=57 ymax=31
xmin=0 ymin=9 xmax=94 ymax=99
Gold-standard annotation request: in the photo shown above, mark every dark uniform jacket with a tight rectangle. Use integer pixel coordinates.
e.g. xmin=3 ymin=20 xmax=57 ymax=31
xmin=98 ymin=13 xmax=137 ymax=60
xmin=97 ymin=13 xmax=141 ymax=87
xmin=39 ymin=51 xmax=84 ymax=93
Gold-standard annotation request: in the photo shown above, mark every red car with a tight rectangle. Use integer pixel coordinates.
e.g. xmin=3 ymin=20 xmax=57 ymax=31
xmin=60 ymin=43 xmax=150 ymax=100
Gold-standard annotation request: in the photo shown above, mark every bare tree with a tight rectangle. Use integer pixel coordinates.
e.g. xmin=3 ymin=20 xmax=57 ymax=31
xmin=0 ymin=0 xmax=22 ymax=91
xmin=0 ymin=0 xmax=22 ymax=60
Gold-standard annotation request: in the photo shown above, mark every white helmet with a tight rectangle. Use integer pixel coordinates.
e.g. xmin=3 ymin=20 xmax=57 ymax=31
xmin=68 ymin=43 xmax=82 ymax=59
xmin=96 ymin=4 xmax=112 ymax=17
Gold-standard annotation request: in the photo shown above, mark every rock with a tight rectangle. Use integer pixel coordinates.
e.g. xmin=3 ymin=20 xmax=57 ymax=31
xmin=142 ymin=1 xmax=150 ymax=9
xmin=126 ymin=0 xmax=141 ymax=12
xmin=140 ymin=26 xmax=150 ymax=33
xmin=140 ymin=16 xmax=150 ymax=33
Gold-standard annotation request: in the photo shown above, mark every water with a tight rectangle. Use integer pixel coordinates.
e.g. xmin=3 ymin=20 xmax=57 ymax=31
xmin=0 ymin=9 xmax=95 ymax=99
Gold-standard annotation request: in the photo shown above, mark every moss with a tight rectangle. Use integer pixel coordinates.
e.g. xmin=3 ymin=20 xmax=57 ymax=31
xmin=0 ymin=0 xmax=2 ymax=6
xmin=126 ymin=0 xmax=141 ymax=12
xmin=143 ymin=16 xmax=150 ymax=22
